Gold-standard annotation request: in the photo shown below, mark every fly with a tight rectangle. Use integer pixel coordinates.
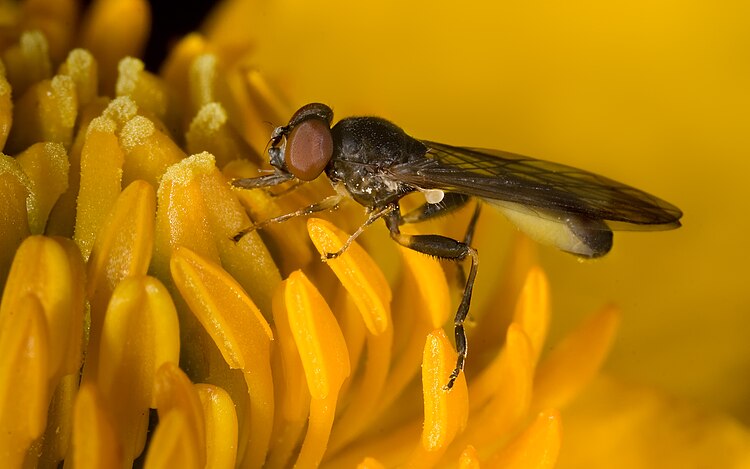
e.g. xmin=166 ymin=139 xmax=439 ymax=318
xmin=232 ymin=103 xmax=683 ymax=390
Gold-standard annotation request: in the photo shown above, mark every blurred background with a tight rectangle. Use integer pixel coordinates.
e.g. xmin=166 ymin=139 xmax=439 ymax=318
xmin=147 ymin=0 xmax=750 ymax=427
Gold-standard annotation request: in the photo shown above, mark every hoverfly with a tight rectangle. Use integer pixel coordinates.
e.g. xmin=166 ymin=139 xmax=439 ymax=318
xmin=232 ymin=103 xmax=682 ymax=390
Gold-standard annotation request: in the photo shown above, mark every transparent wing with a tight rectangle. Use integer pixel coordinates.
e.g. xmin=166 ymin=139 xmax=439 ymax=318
xmin=387 ymin=140 xmax=682 ymax=230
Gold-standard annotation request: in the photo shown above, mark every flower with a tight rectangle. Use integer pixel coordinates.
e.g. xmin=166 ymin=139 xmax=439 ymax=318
xmin=1 ymin=0 xmax=749 ymax=468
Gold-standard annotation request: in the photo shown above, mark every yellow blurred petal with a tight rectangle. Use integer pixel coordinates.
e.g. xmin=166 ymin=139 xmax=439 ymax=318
xmin=0 ymin=70 xmax=11 ymax=150
xmin=96 ymin=276 xmax=180 ymax=462
xmin=512 ymin=266 xmax=550 ymax=364
xmin=469 ymin=234 xmax=538 ymax=366
xmin=419 ymin=330 xmax=468 ymax=452
xmin=328 ymin=321 xmax=393 ymax=454
xmin=374 ymin=244 xmax=452 ymax=414
xmin=460 ymin=324 xmax=533 ymax=454
xmin=0 ymin=155 xmax=31 ymax=285
xmin=74 ymin=116 xmax=124 ymax=259
xmin=458 ymin=445 xmax=481 ymax=469
xmin=71 ymin=384 xmax=122 ymax=469
xmin=0 ymin=235 xmax=86 ymax=381
xmin=170 ymin=245 xmax=273 ymax=368
xmin=186 ymin=102 xmax=259 ymax=167
xmin=196 ymin=384 xmax=238 ymax=469
xmin=357 ymin=456 xmax=387 ymax=469
xmin=58 ymin=48 xmax=98 ymax=106
xmin=533 ymin=305 xmax=620 ymax=412
xmin=116 ymin=57 xmax=170 ymax=123
xmin=120 ymin=115 xmax=185 ymax=187
xmin=158 ymin=33 xmax=211 ymax=130
xmin=487 ymin=410 xmax=561 ymax=469
xmin=20 ymin=0 xmax=78 ymax=63
xmin=79 ymin=0 xmax=150 ymax=94
xmin=6 ymin=73 xmax=77 ymax=153
xmin=188 ymin=53 xmax=246 ymax=136
xmin=152 ymin=362 xmax=206 ymax=468
xmin=144 ymin=410 xmax=202 ymax=469
xmin=307 ymin=217 xmax=392 ymax=335
xmin=2 ymin=30 xmax=51 ymax=97
xmin=559 ymin=376 xmax=750 ymax=469
xmin=15 ymin=142 xmax=69 ymax=234
xmin=399 ymin=245 xmax=451 ymax=329
xmin=0 ymin=294 xmax=49 ymax=467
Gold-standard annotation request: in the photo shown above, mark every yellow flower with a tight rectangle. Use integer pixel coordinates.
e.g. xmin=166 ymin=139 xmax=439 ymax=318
xmin=0 ymin=0 xmax=748 ymax=468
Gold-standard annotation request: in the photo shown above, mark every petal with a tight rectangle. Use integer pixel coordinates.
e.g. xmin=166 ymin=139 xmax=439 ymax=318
xmin=36 ymin=374 xmax=78 ymax=467
xmin=0 ymin=155 xmax=31 ymax=284
xmin=487 ymin=410 xmax=561 ymax=469
xmin=74 ymin=115 xmax=125 ymax=259
xmin=283 ymin=271 xmax=351 ymax=468
xmin=357 ymin=457 xmax=387 ymax=469
xmin=404 ymin=329 xmax=469 ymax=467
xmin=120 ymin=114 xmax=185 ymax=188
xmin=95 ymin=276 xmax=180 ymax=463
xmin=224 ymin=158 xmax=314 ymax=274
xmin=511 ymin=266 xmax=550 ymax=364
xmin=284 ymin=270 xmax=350 ymax=399
xmin=458 ymin=445 xmax=481 ymax=469
xmin=2 ymin=30 xmax=51 ymax=97
xmin=186 ymin=102 xmax=260 ymax=168
xmin=116 ymin=57 xmax=170 ymax=124
xmin=86 ymin=179 xmax=155 ymax=303
xmin=170 ymin=245 xmax=273 ymax=368
xmin=460 ymin=324 xmax=534 ymax=455
xmin=196 ymin=384 xmax=238 ymax=469
xmin=266 ymin=283 xmax=311 ymax=469
xmin=15 ymin=142 xmax=69 ymax=234
xmin=7 ymin=73 xmax=77 ymax=153
xmin=71 ymin=384 xmax=122 ymax=468
xmin=154 ymin=152 xmax=280 ymax=313
xmin=0 ymin=69 xmax=11 ymax=150
xmin=152 ymin=362 xmax=206 ymax=467
xmin=0 ymin=294 xmax=49 ymax=467
xmin=1 ymin=235 xmax=86 ymax=382
xmin=533 ymin=305 xmax=620 ymax=412
xmin=307 ymin=217 xmax=392 ymax=335
xmin=143 ymin=410 xmax=202 ymax=469
xmin=559 ymin=376 xmax=750 ymax=468
xmin=170 ymin=246 xmax=274 ymax=468
xmin=79 ymin=0 xmax=150 ymax=93
xmin=58 ymin=48 xmax=99 ymax=107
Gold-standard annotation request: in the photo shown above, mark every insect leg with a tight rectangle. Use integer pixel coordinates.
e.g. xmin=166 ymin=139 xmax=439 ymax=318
xmin=385 ymin=211 xmax=479 ymax=390
xmin=231 ymin=172 xmax=294 ymax=189
xmin=232 ymin=194 xmax=343 ymax=242
xmin=324 ymin=203 xmax=398 ymax=260
xmin=455 ymin=201 xmax=483 ymax=287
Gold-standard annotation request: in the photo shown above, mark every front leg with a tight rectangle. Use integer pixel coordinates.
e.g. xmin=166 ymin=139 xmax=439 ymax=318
xmin=385 ymin=211 xmax=479 ymax=390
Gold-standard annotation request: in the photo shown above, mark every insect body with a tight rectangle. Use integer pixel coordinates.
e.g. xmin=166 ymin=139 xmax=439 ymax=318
xmin=233 ymin=103 xmax=682 ymax=389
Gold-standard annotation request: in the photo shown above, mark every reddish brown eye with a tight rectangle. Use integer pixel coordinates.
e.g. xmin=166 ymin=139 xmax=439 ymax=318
xmin=285 ymin=117 xmax=333 ymax=181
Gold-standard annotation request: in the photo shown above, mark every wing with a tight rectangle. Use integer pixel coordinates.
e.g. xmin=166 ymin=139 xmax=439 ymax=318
xmin=387 ymin=140 xmax=682 ymax=230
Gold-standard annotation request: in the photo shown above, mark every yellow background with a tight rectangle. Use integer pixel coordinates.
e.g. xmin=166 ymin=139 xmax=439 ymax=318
xmin=206 ymin=0 xmax=750 ymax=423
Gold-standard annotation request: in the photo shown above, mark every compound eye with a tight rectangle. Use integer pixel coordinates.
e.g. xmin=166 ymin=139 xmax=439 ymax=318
xmin=285 ymin=117 xmax=333 ymax=181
